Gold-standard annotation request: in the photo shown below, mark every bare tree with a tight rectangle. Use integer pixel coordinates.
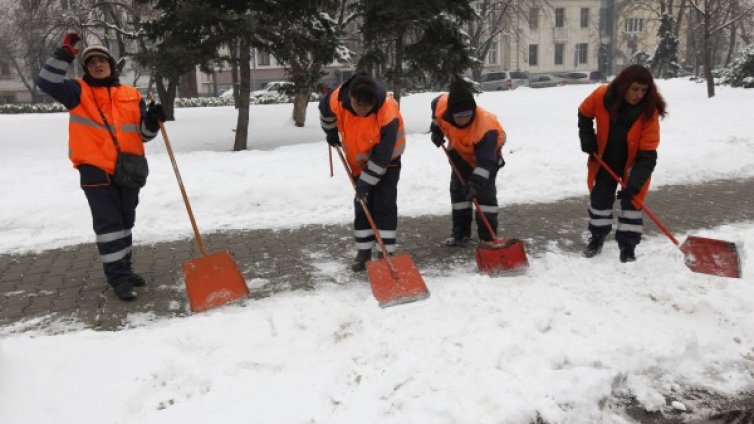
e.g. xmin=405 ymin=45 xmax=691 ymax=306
xmin=688 ymin=0 xmax=754 ymax=96
xmin=466 ymin=0 xmax=548 ymax=82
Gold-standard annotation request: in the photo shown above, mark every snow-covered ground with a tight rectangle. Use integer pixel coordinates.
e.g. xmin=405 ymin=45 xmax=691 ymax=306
xmin=0 ymin=80 xmax=753 ymax=423
xmin=1 ymin=80 xmax=753 ymax=254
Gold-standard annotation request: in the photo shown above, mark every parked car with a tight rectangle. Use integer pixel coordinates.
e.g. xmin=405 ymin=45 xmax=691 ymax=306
xmin=528 ymin=74 xmax=564 ymax=88
xmin=463 ymin=77 xmax=482 ymax=94
xmin=480 ymin=70 xmax=529 ymax=91
xmin=252 ymin=81 xmax=295 ymax=97
xmin=557 ymin=71 xmax=608 ymax=85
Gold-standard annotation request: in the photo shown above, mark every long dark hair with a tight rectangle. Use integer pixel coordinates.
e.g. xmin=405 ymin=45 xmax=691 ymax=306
xmin=608 ymin=64 xmax=667 ymax=121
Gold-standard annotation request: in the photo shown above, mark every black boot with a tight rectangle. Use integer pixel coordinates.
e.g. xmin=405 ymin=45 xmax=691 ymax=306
xmin=113 ymin=281 xmax=137 ymax=301
xmin=130 ymin=272 xmax=146 ymax=287
xmin=443 ymin=236 xmax=470 ymax=247
xmin=351 ymin=249 xmax=372 ymax=272
xmin=619 ymin=244 xmax=637 ymax=263
xmin=582 ymin=234 xmax=606 ymax=258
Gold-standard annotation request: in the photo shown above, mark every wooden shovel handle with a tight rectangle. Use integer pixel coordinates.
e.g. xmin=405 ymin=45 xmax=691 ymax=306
xmin=149 ymin=93 xmax=209 ymax=256
xmin=591 ymin=153 xmax=680 ymax=247
xmin=441 ymin=144 xmax=500 ymax=243
xmin=334 ymin=146 xmax=399 ymax=279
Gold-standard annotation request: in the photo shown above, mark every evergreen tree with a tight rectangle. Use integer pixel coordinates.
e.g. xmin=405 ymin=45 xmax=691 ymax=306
xmin=358 ymin=0 xmax=475 ymax=101
xmin=651 ymin=13 xmax=681 ymax=79
xmin=259 ymin=2 xmax=347 ymax=127
xmin=721 ymin=43 xmax=754 ymax=88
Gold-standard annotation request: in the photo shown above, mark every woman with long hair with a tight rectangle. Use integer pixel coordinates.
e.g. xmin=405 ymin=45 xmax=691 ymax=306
xmin=578 ymin=64 xmax=667 ymax=262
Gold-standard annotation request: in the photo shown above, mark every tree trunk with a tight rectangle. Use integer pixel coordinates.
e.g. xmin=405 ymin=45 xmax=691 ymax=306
xmin=234 ymin=38 xmax=251 ymax=151
xmin=392 ymin=36 xmax=403 ymax=103
xmin=292 ymin=90 xmax=310 ymax=127
xmin=703 ymin=11 xmax=715 ymax=98
xmin=229 ymin=41 xmax=240 ymax=109
xmin=675 ymin=0 xmax=687 ymax=38
xmin=155 ymin=76 xmax=177 ymax=121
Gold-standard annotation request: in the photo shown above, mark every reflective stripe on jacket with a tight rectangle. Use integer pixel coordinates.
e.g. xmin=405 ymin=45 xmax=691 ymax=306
xmin=328 ymin=86 xmax=406 ymax=176
xmin=69 ymin=83 xmax=145 ymax=174
xmin=578 ymin=85 xmax=660 ymax=203
xmin=433 ymin=94 xmax=505 ymax=168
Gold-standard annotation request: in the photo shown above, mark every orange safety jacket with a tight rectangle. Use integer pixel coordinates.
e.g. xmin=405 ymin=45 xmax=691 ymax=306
xmin=433 ymin=94 xmax=505 ymax=167
xmin=579 ymin=85 xmax=660 ymax=203
xmin=69 ymin=82 xmax=145 ymax=175
xmin=328 ymin=86 xmax=406 ymax=176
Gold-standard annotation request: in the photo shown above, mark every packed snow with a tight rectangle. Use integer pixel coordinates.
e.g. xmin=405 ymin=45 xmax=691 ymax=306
xmin=0 ymin=79 xmax=752 ymax=423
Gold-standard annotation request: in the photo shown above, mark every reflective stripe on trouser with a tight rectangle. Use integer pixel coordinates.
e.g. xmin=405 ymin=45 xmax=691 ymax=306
xmin=588 ymin=167 xmax=643 ymax=246
xmin=449 ymin=153 xmax=498 ymax=242
xmin=588 ymin=168 xmax=618 ymax=238
xmin=80 ymin=166 xmax=140 ymax=287
xmin=354 ymin=164 xmax=400 ymax=252
xmin=616 ymin=198 xmax=642 ymax=246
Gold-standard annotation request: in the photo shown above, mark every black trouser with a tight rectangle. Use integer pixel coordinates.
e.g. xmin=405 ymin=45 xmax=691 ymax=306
xmin=79 ymin=165 xmax=140 ymax=287
xmin=588 ymin=168 xmax=643 ymax=247
xmin=449 ymin=154 xmax=499 ymax=242
xmin=353 ymin=162 xmax=400 ymax=253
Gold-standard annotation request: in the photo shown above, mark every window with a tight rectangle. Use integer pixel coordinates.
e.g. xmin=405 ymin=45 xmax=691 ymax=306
xmin=529 ymin=7 xmax=539 ymax=30
xmin=555 ymin=43 xmax=565 ymax=65
xmin=487 ymin=42 xmax=498 ymax=65
xmin=581 ymin=8 xmax=590 ymax=28
xmin=555 ymin=8 xmax=565 ymax=28
xmin=529 ymin=44 xmax=539 ymax=66
xmin=576 ymin=43 xmax=589 ymax=64
xmin=0 ymin=92 xmax=14 ymax=103
xmin=625 ymin=18 xmax=644 ymax=32
xmin=0 ymin=59 xmax=10 ymax=76
xmin=257 ymin=51 xmax=271 ymax=66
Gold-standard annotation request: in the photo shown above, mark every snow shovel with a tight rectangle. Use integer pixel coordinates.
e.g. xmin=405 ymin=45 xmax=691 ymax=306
xmin=334 ymin=146 xmax=430 ymax=308
xmin=592 ymin=154 xmax=741 ymax=278
xmin=441 ymin=144 xmax=529 ymax=274
xmin=154 ymin=103 xmax=250 ymax=312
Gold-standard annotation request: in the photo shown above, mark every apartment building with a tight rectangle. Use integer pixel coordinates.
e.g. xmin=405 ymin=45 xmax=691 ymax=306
xmin=482 ymin=0 xmax=602 ymax=76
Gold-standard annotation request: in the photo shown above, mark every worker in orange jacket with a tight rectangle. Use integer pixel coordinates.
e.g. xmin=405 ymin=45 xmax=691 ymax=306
xmin=578 ymin=64 xmax=667 ymax=262
xmin=319 ymin=74 xmax=406 ymax=272
xmin=430 ymin=78 xmax=506 ymax=246
xmin=36 ymin=33 xmax=166 ymax=301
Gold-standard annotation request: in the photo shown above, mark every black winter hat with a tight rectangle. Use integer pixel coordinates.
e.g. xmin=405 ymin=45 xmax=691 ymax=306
xmin=447 ymin=78 xmax=476 ymax=115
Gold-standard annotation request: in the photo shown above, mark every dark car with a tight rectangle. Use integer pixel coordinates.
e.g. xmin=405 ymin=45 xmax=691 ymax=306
xmin=557 ymin=71 xmax=607 ymax=85
xmin=480 ymin=70 xmax=529 ymax=91
xmin=529 ymin=74 xmax=565 ymax=88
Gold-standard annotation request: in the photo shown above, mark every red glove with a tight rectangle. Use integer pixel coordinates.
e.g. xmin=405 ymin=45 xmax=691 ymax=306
xmin=62 ymin=33 xmax=81 ymax=55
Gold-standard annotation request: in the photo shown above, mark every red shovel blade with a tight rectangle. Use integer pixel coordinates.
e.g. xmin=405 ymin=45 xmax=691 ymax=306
xmin=475 ymin=238 xmax=529 ymax=275
xmin=366 ymin=253 xmax=430 ymax=308
xmin=182 ymin=250 xmax=250 ymax=312
xmin=680 ymin=236 xmax=741 ymax=279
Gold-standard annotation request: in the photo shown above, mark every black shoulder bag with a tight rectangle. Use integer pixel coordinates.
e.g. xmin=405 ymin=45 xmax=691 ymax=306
xmin=94 ymin=98 xmax=148 ymax=188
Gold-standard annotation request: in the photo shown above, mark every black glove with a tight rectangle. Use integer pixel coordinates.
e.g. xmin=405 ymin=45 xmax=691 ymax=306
xmin=430 ymin=125 xmax=444 ymax=147
xmin=465 ymin=174 xmax=486 ymax=200
xmin=617 ymin=186 xmax=639 ymax=200
xmin=580 ymin=131 xmax=598 ymax=154
xmin=355 ymin=184 xmax=370 ymax=204
xmin=145 ymin=101 xmax=166 ymax=132
xmin=326 ymin=133 xmax=341 ymax=147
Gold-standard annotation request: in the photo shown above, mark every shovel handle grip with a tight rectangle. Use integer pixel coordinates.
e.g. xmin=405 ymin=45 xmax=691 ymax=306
xmin=441 ymin=144 xmax=500 ymax=243
xmin=334 ymin=147 xmax=399 ymax=278
xmin=591 ymin=154 xmax=680 ymax=247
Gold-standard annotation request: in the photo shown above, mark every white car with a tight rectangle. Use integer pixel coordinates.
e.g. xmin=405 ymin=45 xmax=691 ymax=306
xmin=219 ymin=81 xmax=294 ymax=99
xmin=252 ymin=81 xmax=294 ymax=97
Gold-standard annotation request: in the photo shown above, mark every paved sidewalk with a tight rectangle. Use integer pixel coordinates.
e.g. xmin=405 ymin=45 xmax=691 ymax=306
xmin=1 ymin=177 xmax=752 ymax=331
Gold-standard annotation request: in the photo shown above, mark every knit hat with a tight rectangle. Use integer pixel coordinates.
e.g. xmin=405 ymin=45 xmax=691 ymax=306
xmin=447 ymin=78 xmax=476 ymax=115
xmin=81 ymin=45 xmax=116 ymax=71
